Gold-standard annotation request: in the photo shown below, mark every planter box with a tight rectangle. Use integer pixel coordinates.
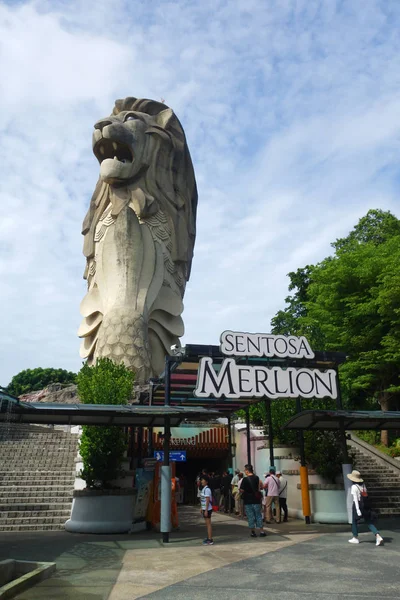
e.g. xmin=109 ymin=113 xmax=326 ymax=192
xmin=65 ymin=489 xmax=136 ymax=534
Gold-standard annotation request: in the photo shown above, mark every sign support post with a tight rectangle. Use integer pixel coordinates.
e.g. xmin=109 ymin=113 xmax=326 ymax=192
xmin=296 ymin=398 xmax=311 ymax=524
xmin=336 ymin=374 xmax=352 ymax=523
xmin=246 ymin=407 xmax=251 ymax=466
xmin=161 ymin=356 xmax=172 ymax=543
xmin=227 ymin=415 xmax=233 ymax=470
xmin=265 ymin=399 xmax=274 ymax=467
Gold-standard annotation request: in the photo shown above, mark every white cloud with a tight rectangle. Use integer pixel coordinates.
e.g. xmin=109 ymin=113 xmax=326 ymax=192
xmin=0 ymin=0 xmax=400 ymax=384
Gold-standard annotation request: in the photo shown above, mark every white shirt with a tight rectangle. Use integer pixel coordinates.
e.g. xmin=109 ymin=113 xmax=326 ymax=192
xmin=231 ymin=474 xmax=239 ymax=488
xmin=278 ymin=477 xmax=288 ymax=499
xmin=351 ymin=483 xmax=366 ymax=514
xmin=200 ymin=486 xmax=212 ymax=511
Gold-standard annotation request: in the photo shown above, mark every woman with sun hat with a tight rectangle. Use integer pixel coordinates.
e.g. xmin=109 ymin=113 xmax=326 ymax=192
xmin=347 ymin=469 xmax=384 ymax=546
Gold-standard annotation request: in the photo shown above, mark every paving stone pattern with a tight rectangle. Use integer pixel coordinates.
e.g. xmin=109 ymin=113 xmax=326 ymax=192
xmin=0 ymin=424 xmax=78 ymax=531
xmin=353 ymin=447 xmax=400 ymax=516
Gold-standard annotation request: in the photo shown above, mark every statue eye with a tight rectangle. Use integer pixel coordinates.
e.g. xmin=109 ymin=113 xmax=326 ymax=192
xmin=125 ymin=114 xmax=136 ymax=121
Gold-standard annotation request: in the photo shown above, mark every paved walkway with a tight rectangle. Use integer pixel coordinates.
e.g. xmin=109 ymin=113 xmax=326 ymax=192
xmin=1 ymin=507 xmax=398 ymax=599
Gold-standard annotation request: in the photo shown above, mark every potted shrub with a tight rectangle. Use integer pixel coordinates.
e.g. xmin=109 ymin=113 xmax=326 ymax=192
xmin=65 ymin=358 xmax=136 ymax=533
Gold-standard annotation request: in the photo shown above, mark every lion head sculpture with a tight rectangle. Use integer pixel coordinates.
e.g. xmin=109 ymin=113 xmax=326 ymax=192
xmin=78 ymin=98 xmax=198 ymax=382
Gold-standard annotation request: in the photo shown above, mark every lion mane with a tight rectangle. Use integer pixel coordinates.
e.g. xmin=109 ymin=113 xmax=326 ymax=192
xmin=78 ymin=97 xmax=198 ymax=381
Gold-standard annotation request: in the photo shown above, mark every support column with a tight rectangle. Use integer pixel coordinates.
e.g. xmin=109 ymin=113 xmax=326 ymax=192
xmin=161 ymin=356 xmax=172 ymax=543
xmin=264 ymin=399 xmax=274 ymax=467
xmin=296 ymin=398 xmax=311 ymax=524
xmin=246 ymin=407 xmax=251 ymax=466
xmin=227 ymin=415 xmax=233 ymax=470
xmin=148 ymin=427 xmax=154 ymax=458
xmin=128 ymin=426 xmax=135 ymax=471
xmin=137 ymin=427 xmax=143 ymax=468
xmin=336 ymin=370 xmax=352 ymax=523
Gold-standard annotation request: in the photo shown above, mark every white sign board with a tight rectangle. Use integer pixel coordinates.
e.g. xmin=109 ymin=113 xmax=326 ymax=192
xmin=220 ymin=331 xmax=315 ymax=359
xmin=194 ymin=331 xmax=337 ymax=400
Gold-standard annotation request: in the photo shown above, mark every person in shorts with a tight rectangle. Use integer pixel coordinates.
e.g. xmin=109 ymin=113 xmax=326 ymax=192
xmin=240 ymin=464 xmax=267 ymax=538
xmin=200 ymin=475 xmax=214 ymax=545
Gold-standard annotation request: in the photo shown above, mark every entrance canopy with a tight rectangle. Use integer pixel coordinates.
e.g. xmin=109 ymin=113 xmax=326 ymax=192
xmin=283 ymin=410 xmax=400 ymax=431
xmin=0 ymin=393 xmax=223 ymax=427
xmin=149 ymin=344 xmax=346 ymax=412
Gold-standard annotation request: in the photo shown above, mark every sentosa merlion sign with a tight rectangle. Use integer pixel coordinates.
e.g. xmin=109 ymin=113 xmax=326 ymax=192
xmin=194 ymin=331 xmax=337 ymax=400
xmin=78 ymin=97 xmax=198 ymax=383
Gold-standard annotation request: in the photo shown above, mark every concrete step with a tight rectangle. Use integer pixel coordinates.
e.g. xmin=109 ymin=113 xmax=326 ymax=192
xmin=362 ymin=476 xmax=400 ymax=482
xmin=0 ymin=502 xmax=72 ymax=512
xmin=0 ymin=523 xmax=66 ymax=531
xmin=0 ymin=449 xmax=77 ymax=455
xmin=0 ymin=477 xmax=75 ymax=485
xmin=376 ymin=509 xmax=400 ymax=516
xmin=0 ymin=493 xmax=73 ymax=502
xmin=357 ymin=470 xmax=399 ymax=475
xmin=0 ymin=489 xmax=73 ymax=506
xmin=368 ymin=487 xmax=400 ymax=499
xmin=0 ymin=463 xmax=76 ymax=469
xmin=0 ymin=438 xmax=77 ymax=443
xmin=0 ymin=469 xmax=75 ymax=475
xmin=0 ymin=484 xmax=74 ymax=492
xmin=0 ymin=516 xmax=68 ymax=526
xmin=0 ymin=509 xmax=71 ymax=519
xmin=0 ymin=440 xmax=77 ymax=446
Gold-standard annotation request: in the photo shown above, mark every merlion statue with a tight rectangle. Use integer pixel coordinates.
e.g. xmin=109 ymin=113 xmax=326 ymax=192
xmin=78 ymin=98 xmax=197 ymax=382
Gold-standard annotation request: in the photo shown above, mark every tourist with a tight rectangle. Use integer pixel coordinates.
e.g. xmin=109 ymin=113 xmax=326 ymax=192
xmin=212 ymin=471 xmax=222 ymax=508
xmin=276 ymin=471 xmax=288 ymax=522
xmin=222 ymin=469 xmax=233 ymax=513
xmin=347 ymin=470 xmax=384 ymax=546
xmin=200 ymin=474 xmax=214 ymax=545
xmin=264 ymin=466 xmax=280 ymax=523
xmin=231 ymin=468 xmax=240 ymax=514
xmin=240 ymin=464 xmax=266 ymax=538
xmin=196 ymin=468 xmax=208 ymax=504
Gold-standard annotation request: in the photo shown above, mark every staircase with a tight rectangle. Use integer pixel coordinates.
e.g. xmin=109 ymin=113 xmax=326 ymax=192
xmin=351 ymin=446 xmax=400 ymax=517
xmin=0 ymin=424 xmax=78 ymax=531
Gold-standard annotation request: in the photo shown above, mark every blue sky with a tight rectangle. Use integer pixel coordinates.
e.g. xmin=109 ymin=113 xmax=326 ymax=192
xmin=1 ymin=0 xmax=399 ymax=385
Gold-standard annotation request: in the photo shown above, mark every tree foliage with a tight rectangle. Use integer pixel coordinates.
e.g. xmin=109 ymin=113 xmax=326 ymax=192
xmin=271 ymin=209 xmax=400 ymax=445
xmin=77 ymin=358 xmax=135 ymax=488
xmin=7 ymin=367 xmax=77 ymax=397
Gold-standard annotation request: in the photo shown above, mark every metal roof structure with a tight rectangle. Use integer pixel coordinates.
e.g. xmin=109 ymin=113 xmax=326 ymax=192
xmin=149 ymin=344 xmax=347 ymax=412
xmin=283 ymin=410 xmax=400 ymax=431
xmin=0 ymin=394 xmax=223 ymax=427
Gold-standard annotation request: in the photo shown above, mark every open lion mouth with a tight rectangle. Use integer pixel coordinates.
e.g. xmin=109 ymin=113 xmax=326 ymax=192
xmin=93 ymin=139 xmax=134 ymax=165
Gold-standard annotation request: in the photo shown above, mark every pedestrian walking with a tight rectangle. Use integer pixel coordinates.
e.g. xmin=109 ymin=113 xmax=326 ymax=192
xmin=200 ymin=474 xmax=214 ymax=545
xmin=264 ymin=466 xmax=281 ymax=523
xmin=347 ymin=470 xmax=384 ymax=546
xmin=276 ymin=471 xmax=288 ymax=522
xmin=240 ymin=464 xmax=267 ymax=538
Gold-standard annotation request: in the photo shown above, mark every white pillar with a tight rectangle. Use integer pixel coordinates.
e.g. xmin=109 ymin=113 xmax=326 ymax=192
xmin=342 ymin=464 xmax=353 ymax=524
xmin=160 ymin=465 xmax=172 ymax=535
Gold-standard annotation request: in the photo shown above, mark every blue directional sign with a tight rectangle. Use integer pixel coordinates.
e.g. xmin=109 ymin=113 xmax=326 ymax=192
xmin=154 ymin=451 xmax=187 ymax=462
xmin=170 ymin=451 xmax=186 ymax=462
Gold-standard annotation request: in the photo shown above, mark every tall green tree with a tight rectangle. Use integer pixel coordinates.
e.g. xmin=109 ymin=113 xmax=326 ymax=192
xmin=271 ymin=209 xmax=400 ymax=445
xmin=7 ymin=367 xmax=77 ymax=397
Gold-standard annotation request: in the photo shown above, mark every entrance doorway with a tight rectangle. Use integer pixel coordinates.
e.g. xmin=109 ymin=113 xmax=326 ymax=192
xmin=175 ymin=455 xmax=229 ymax=504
